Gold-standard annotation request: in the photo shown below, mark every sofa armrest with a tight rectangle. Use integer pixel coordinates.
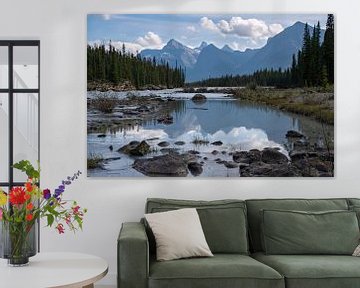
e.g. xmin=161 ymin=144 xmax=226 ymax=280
xmin=118 ymin=222 xmax=149 ymax=288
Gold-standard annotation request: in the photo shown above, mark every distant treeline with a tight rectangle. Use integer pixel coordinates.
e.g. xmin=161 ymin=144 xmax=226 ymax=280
xmin=87 ymin=43 xmax=185 ymax=89
xmin=190 ymin=14 xmax=334 ymax=88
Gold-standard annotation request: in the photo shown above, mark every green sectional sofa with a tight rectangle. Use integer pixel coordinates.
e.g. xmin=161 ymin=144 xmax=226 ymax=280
xmin=118 ymin=198 xmax=360 ymax=288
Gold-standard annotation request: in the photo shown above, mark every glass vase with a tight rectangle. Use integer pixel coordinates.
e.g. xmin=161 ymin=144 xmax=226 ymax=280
xmin=0 ymin=220 xmax=37 ymax=266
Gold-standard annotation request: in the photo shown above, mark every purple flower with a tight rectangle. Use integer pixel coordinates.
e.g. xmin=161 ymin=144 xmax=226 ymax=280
xmin=43 ymin=189 xmax=51 ymax=200
xmin=54 ymin=171 xmax=82 ymax=199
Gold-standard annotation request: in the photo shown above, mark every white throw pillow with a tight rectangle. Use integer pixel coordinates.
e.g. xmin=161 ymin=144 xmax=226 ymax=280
xmin=353 ymin=244 xmax=360 ymax=256
xmin=145 ymin=208 xmax=213 ymax=261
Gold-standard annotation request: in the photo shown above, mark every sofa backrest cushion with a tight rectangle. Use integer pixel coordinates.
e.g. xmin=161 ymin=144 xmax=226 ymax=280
xmin=145 ymin=198 xmax=249 ymax=254
xmin=348 ymin=198 xmax=360 ymax=207
xmin=261 ymin=209 xmax=359 ymax=255
xmin=347 ymin=199 xmax=360 ymax=228
xmin=246 ymin=198 xmax=349 ymax=252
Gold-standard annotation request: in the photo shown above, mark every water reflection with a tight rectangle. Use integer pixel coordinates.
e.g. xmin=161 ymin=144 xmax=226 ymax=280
xmin=88 ymin=96 xmax=333 ymax=177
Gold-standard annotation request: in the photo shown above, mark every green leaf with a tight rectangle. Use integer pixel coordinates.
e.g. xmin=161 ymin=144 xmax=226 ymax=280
xmin=47 ymin=214 xmax=54 ymax=227
xmin=12 ymin=160 xmax=40 ymax=180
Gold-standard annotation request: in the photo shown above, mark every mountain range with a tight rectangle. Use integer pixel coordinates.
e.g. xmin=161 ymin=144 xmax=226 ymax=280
xmin=140 ymin=21 xmax=324 ymax=83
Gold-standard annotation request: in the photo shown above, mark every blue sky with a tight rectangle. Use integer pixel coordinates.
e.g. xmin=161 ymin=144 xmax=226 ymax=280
xmin=87 ymin=14 xmax=328 ymax=53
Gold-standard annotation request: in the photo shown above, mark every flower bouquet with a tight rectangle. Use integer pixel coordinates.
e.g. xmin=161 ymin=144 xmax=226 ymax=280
xmin=0 ymin=160 xmax=87 ymax=266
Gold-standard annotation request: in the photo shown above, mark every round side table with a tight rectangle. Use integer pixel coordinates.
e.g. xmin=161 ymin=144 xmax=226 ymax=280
xmin=0 ymin=252 xmax=108 ymax=288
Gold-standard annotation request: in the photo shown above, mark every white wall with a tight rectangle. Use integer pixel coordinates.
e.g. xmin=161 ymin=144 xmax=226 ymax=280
xmin=1 ymin=0 xmax=360 ymax=285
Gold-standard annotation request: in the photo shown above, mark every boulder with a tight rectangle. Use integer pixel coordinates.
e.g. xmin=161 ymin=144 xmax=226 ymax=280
xmin=233 ymin=150 xmax=261 ymax=164
xmin=211 ymin=141 xmax=223 ymax=146
xmin=118 ymin=140 xmax=150 ymax=156
xmin=158 ymin=141 xmax=170 ymax=147
xmin=191 ymin=94 xmax=207 ymax=103
xmin=223 ymin=161 xmax=239 ymax=169
xmin=174 ymin=141 xmax=186 ymax=146
xmin=133 ymin=154 xmax=188 ymax=177
xmin=289 ymin=151 xmax=319 ymax=161
xmin=181 ymin=153 xmax=198 ymax=163
xmin=261 ymin=148 xmax=288 ymax=164
xmin=238 ymin=163 xmax=249 ymax=169
xmin=188 ymin=162 xmax=203 ymax=176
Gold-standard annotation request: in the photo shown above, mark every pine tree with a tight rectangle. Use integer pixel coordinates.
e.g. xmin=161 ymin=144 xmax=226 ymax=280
xmin=302 ymin=23 xmax=312 ymax=86
xmin=322 ymin=14 xmax=334 ymax=83
xmin=311 ymin=22 xmax=321 ymax=85
xmin=87 ymin=42 xmax=185 ymax=88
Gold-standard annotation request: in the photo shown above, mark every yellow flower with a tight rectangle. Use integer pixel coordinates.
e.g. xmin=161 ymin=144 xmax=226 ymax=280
xmin=0 ymin=190 xmax=7 ymax=206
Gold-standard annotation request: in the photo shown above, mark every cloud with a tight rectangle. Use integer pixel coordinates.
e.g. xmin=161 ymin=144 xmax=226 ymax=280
xmin=200 ymin=16 xmax=284 ymax=40
xmin=186 ymin=25 xmax=196 ymax=32
xmin=200 ymin=17 xmax=218 ymax=31
xmin=88 ymin=32 xmax=164 ymax=54
xmin=135 ymin=32 xmax=163 ymax=48
xmin=269 ymin=23 xmax=284 ymax=35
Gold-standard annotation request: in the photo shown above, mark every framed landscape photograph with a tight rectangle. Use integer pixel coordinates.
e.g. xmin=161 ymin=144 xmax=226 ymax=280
xmin=87 ymin=14 xmax=334 ymax=177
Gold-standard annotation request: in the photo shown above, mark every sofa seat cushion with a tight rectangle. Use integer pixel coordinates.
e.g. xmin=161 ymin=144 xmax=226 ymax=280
xmin=149 ymin=254 xmax=284 ymax=288
xmin=252 ymin=252 xmax=360 ymax=288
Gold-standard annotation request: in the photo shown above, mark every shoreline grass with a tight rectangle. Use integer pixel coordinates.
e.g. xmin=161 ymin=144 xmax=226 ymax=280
xmin=87 ymin=153 xmax=104 ymax=169
xmin=231 ymin=87 xmax=334 ymax=125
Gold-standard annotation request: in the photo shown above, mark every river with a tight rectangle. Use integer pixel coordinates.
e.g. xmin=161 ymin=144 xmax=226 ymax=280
xmin=87 ymin=89 xmax=333 ymax=177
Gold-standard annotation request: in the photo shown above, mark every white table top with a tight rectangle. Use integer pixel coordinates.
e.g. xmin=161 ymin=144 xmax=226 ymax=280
xmin=0 ymin=252 xmax=108 ymax=288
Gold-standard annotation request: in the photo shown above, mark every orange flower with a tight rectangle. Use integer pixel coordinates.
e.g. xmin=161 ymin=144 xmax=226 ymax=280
xmin=25 ymin=182 xmax=33 ymax=192
xmin=26 ymin=203 xmax=34 ymax=210
xmin=26 ymin=214 xmax=33 ymax=221
xmin=24 ymin=193 xmax=31 ymax=200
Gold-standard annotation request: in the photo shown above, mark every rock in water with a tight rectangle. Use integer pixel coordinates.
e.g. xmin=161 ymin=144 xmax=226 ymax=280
xmin=211 ymin=141 xmax=223 ymax=146
xmin=158 ymin=141 xmax=170 ymax=147
xmin=233 ymin=150 xmax=261 ymax=164
xmin=286 ymin=130 xmax=305 ymax=138
xmin=118 ymin=140 xmax=150 ymax=156
xmin=223 ymin=161 xmax=239 ymax=169
xmin=191 ymin=94 xmax=207 ymax=103
xmin=187 ymin=162 xmax=203 ymax=176
xmin=133 ymin=154 xmax=188 ymax=176
xmin=261 ymin=148 xmax=288 ymax=164
xmin=174 ymin=141 xmax=186 ymax=146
